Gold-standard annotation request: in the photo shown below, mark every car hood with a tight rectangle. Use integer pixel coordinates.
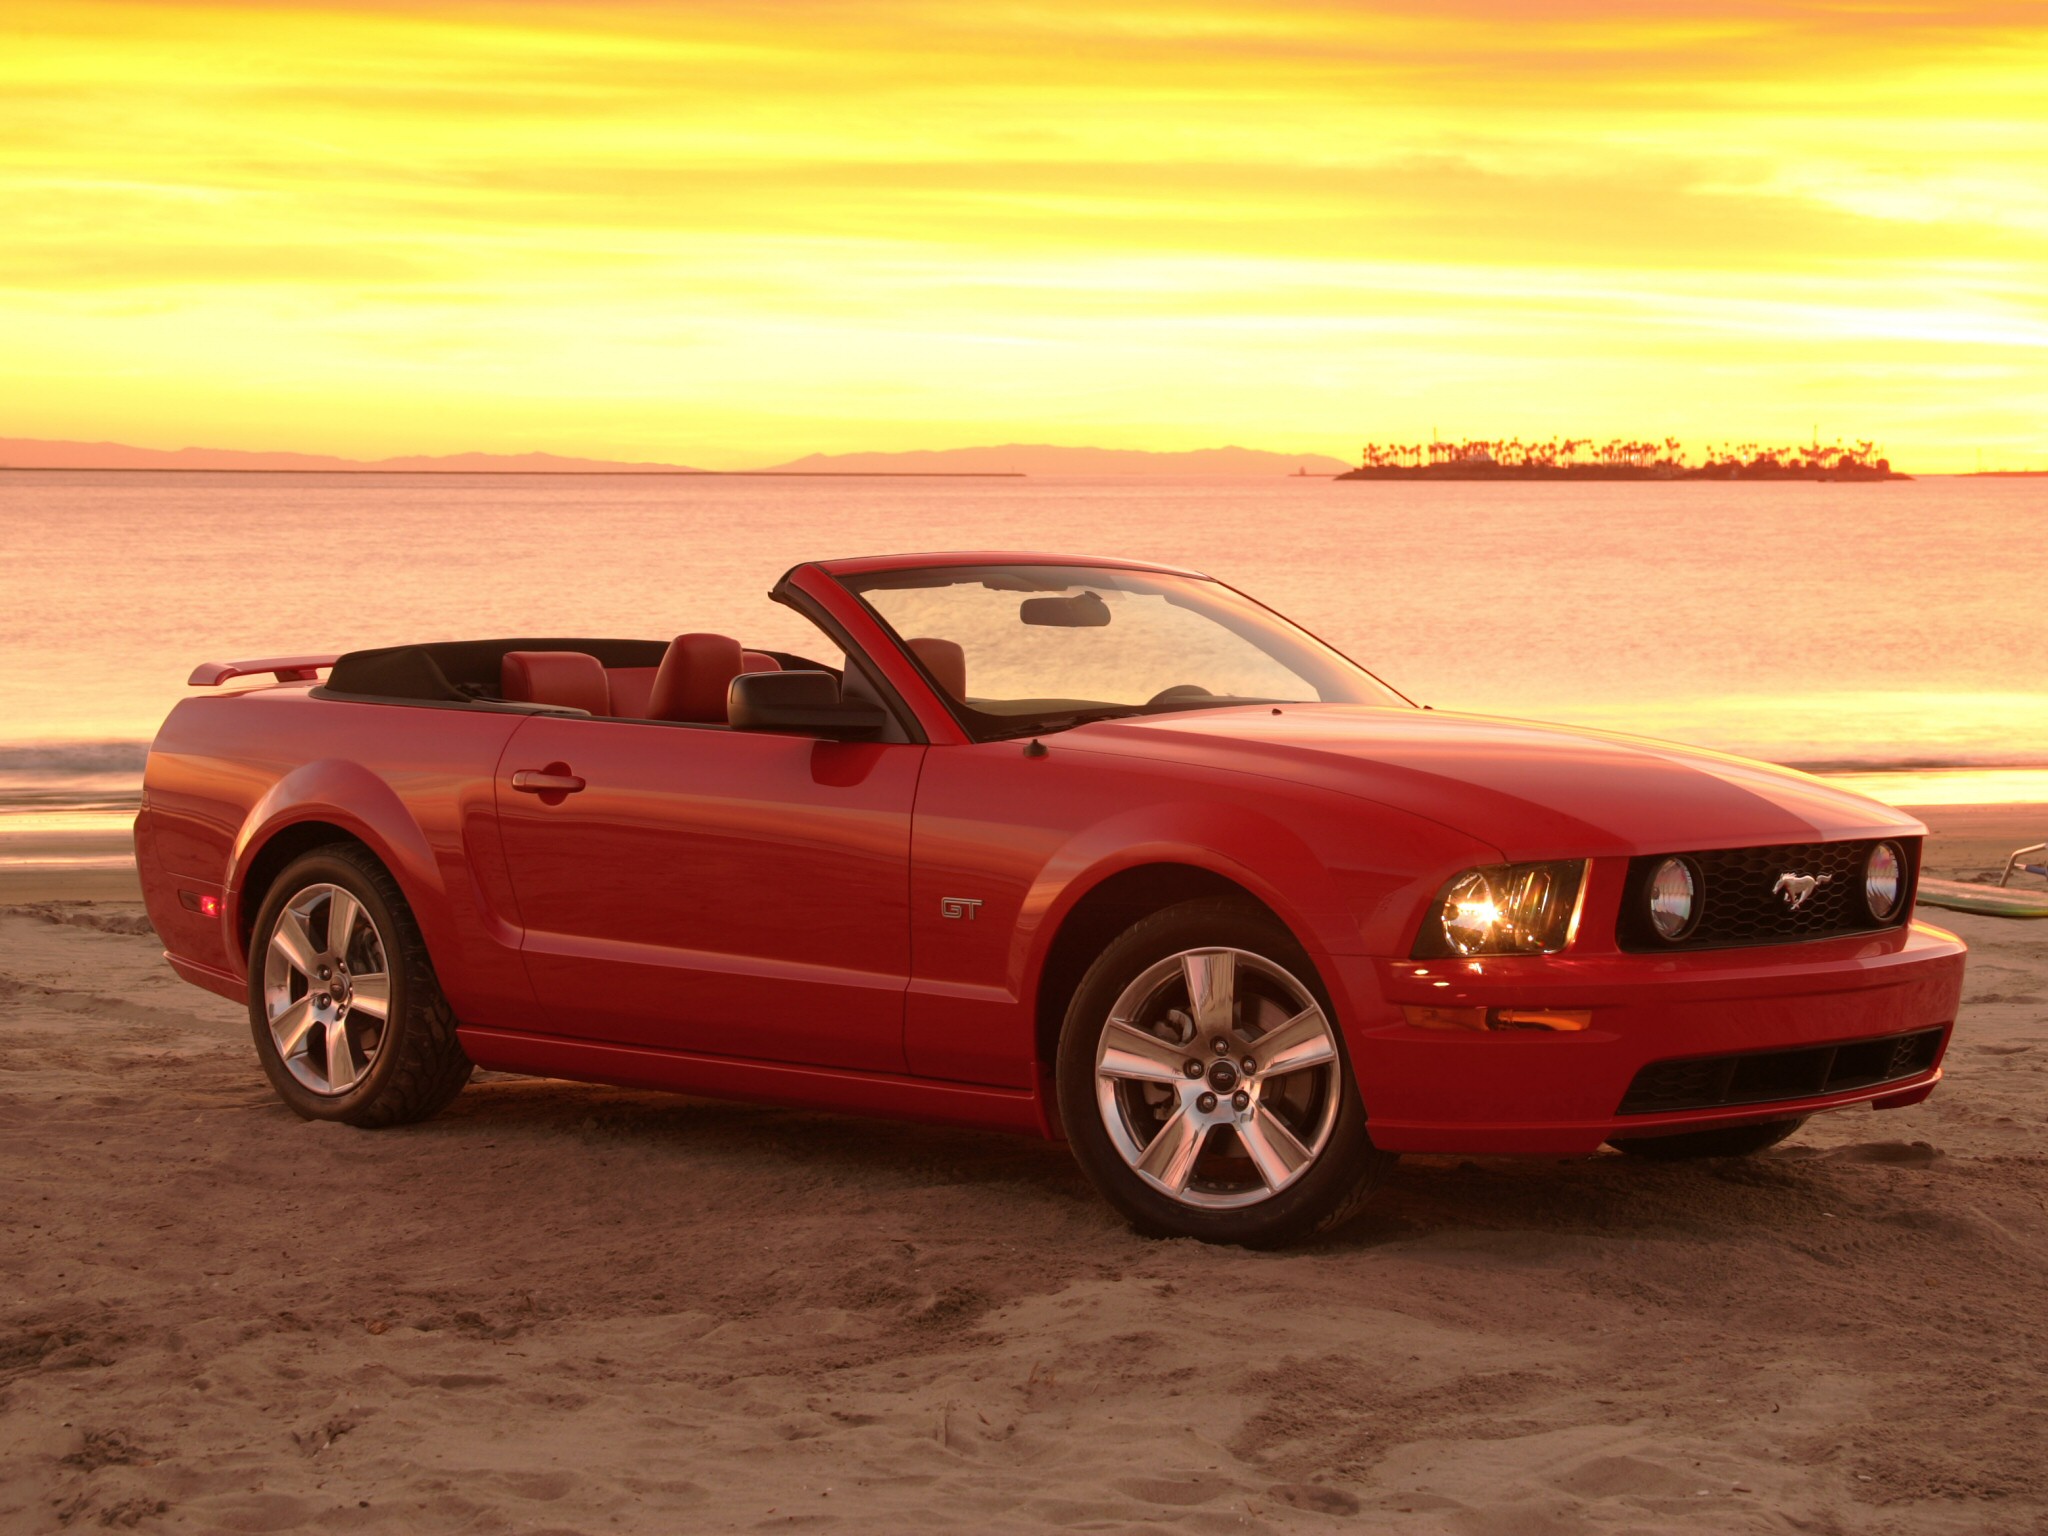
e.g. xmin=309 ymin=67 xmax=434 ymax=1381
xmin=1065 ymin=705 xmax=1924 ymax=860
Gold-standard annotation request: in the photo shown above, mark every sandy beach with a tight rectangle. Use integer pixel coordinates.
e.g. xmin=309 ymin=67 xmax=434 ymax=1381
xmin=3 ymin=808 xmax=2044 ymax=1534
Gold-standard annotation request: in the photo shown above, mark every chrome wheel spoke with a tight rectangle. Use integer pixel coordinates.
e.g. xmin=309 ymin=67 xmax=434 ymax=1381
xmin=271 ymin=995 xmax=317 ymax=1057
xmin=1135 ymin=1109 xmax=1207 ymax=1195
xmin=348 ymin=972 xmax=389 ymax=1021
xmin=324 ymin=1021 xmax=358 ymax=1092
xmin=1096 ymin=944 xmax=1343 ymax=1213
xmin=1098 ymin=1019 xmax=1188 ymax=1084
xmin=262 ymin=882 xmax=389 ymax=1099
xmin=326 ymin=889 xmax=361 ymax=958
xmin=271 ymin=910 xmax=318 ymax=977
xmin=1240 ymin=1109 xmax=1314 ymax=1191
xmin=1252 ymin=1005 xmax=1337 ymax=1077
xmin=1181 ymin=949 xmax=1237 ymax=1034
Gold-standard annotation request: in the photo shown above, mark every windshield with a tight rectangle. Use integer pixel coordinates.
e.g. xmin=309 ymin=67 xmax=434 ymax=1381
xmin=841 ymin=562 xmax=1410 ymax=741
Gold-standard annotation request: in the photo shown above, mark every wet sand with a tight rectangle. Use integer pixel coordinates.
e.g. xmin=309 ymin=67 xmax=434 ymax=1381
xmin=2 ymin=809 xmax=2043 ymax=1533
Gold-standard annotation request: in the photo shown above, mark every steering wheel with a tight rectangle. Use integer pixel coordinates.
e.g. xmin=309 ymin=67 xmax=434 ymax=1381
xmin=1144 ymin=683 xmax=1214 ymax=708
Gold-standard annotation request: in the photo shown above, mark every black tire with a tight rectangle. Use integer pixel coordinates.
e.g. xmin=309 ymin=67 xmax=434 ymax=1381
xmin=1055 ymin=897 xmax=1395 ymax=1247
xmin=246 ymin=844 xmax=472 ymax=1127
xmin=1609 ymin=1116 xmax=1807 ymax=1161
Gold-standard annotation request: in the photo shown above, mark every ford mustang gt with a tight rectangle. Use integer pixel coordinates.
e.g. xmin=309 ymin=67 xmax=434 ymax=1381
xmin=137 ymin=552 xmax=1966 ymax=1245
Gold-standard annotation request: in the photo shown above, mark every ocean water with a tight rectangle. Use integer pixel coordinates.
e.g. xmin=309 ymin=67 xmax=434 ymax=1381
xmin=2 ymin=469 xmax=2044 ymax=859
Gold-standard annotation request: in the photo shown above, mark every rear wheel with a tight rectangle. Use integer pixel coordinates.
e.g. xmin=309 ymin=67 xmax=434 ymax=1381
xmin=1056 ymin=898 xmax=1394 ymax=1247
xmin=247 ymin=845 xmax=471 ymax=1127
xmin=1609 ymin=1116 xmax=1807 ymax=1161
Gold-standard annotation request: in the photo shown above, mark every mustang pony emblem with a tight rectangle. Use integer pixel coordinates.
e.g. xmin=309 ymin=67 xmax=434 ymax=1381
xmin=1773 ymin=872 xmax=1832 ymax=910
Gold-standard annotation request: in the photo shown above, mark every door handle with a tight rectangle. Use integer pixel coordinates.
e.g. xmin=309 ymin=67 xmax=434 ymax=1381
xmin=510 ymin=769 xmax=587 ymax=795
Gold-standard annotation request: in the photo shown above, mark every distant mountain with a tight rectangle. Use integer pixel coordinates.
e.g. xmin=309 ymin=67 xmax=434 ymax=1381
xmin=0 ymin=437 xmax=704 ymax=474
xmin=761 ymin=444 xmax=1354 ymax=476
xmin=1 ymin=435 xmax=1354 ymax=477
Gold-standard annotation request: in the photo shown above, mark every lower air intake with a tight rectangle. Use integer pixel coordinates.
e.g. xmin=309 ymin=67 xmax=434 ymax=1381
xmin=1617 ymin=1026 xmax=1945 ymax=1115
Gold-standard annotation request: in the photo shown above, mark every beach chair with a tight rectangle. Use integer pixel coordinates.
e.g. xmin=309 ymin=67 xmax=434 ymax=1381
xmin=2000 ymin=840 xmax=2048 ymax=887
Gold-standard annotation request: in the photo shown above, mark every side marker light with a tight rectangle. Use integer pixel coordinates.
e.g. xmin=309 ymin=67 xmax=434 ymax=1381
xmin=1403 ymin=1005 xmax=1592 ymax=1033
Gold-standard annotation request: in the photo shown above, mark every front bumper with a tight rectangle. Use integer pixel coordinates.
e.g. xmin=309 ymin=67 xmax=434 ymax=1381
xmin=1336 ymin=918 xmax=1967 ymax=1155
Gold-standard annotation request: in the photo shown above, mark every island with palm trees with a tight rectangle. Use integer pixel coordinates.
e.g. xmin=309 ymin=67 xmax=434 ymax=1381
xmin=1336 ymin=437 xmax=1906 ymax=480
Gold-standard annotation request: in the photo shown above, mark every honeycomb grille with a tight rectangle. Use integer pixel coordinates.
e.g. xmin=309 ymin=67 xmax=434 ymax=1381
xmin=1618 ymin=1026 xmax=1945 ymax=1115
xmin=1617 ymin=837 xmax=1918 ymax=951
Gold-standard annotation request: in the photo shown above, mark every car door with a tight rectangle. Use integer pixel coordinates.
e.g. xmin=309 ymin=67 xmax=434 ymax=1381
xmin=492 ymin=712 xmax=924 ymax=1072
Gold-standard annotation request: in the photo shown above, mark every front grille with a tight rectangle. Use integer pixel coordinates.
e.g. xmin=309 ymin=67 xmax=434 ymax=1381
xmin=1617 ymin=837 xmax=1918 ymax=951
xmin=1617 ymin=1026 xmax=1945 ymax=1115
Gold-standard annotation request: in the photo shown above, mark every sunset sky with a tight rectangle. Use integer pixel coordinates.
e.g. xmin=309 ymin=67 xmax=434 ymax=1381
xmin=4 ymin=2 xmax=2044 ymax=470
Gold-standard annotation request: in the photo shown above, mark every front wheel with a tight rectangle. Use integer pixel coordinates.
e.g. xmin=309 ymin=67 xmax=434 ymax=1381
xmin=1609 ymin=1116 xmax=1807 ymax=1161
xmin=1056 ymin=898 xmax=1395 ymax=1247
xmin=247 ymin=844 xmax=472 ymax=1127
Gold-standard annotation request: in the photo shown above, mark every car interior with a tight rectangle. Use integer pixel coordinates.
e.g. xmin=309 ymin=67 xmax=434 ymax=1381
xmin=316 ymin=633 xmax=925 ymax=738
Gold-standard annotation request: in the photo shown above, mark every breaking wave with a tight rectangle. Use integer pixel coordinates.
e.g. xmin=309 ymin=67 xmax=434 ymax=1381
xmin=0 ymin=740 xmax=150 ymax=775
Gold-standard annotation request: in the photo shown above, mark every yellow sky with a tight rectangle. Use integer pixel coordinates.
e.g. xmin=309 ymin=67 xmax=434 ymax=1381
xmin=3 ymin=1 xmax=2044 ymax=469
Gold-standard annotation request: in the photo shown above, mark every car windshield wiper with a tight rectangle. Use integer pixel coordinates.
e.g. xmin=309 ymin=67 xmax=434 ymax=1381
xmin=979 ymin=707 xmax=1146 ymax=742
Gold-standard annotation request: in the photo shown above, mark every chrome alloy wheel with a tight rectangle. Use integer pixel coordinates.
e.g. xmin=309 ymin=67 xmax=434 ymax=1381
xmin=1093 ymin=947 xmax=1342 ymax=1210
xmin=261 ymin=882 xmax=390 ymax=1096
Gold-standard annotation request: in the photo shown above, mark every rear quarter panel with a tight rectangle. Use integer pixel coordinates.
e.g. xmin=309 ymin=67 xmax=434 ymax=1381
xmin=139 ymin=688 xmax=536 ymax=1025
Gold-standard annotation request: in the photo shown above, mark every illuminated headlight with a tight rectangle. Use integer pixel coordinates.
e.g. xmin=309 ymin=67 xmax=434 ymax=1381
xmin=1647 ymin=856 xmax=1699 ymax=941
xmin=1414 ymin=860 xmax=1588 ymax=957
xmin=1864 ymin=841 xmax=1905 ymax=921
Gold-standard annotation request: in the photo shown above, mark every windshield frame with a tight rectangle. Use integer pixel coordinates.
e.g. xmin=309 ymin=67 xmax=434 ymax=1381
xmin=829 ymin=557 xmax=1414 ymax=743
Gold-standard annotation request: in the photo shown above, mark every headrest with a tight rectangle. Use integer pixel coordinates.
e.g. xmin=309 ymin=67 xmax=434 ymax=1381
xmin=908 ymin=637 xmax=966 ymax=700
xmin=742 ymin=651 xmax=783 ymax=675
xmin=502 ymin=651 xmax=610 ymax=715
xmin=649 ymin=633 xmax=747 ymax=723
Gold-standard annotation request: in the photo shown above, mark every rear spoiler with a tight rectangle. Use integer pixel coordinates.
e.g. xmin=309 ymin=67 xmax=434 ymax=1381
xmin=187 ymin=655 xmax=339 ymax=687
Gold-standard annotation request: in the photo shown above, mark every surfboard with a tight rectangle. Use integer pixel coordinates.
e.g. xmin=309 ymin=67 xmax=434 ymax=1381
xmin=1915 ymin=878 xmax=2048 ymax=919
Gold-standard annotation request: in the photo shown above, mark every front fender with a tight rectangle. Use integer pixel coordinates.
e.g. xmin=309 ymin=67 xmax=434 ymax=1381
xmin=1024 ymin=786 xmax=1502 ymax=986
xmin=905 ymin=740 xmax=1509 ymax=1094
xmin=1032 ymin=792 xmax=1499 ymax=1035
xmin=1019 ymin=799 xmax=1352 ymax=992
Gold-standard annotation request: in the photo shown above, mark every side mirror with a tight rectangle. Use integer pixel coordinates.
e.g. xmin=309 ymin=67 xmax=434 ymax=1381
xmin=728 ymin=670 xmax=888 ymax=739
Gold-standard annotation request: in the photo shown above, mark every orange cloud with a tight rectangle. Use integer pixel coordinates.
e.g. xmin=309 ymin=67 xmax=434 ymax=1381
xmin=1 ymin=0 xmax=2043 ymax=467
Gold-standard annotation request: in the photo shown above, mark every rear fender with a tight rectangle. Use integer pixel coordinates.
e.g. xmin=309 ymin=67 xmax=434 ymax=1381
xmin=227 ymin=759 xmax=448 ymax=971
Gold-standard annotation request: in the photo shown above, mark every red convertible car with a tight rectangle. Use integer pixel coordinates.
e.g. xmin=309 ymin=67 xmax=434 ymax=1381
xmin=138 ymin=552 xmax=1967 ymax=1245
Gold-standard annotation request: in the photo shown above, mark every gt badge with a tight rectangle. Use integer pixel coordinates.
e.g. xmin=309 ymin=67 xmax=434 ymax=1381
xmin=939 ymin=897 xmax=984 ymax=920
xmin=1772 ymin=872 xmax=1832 ymax=910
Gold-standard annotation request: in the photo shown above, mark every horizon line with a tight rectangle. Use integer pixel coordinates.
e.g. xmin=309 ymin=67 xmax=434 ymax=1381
xmin=0 ymin=464 xmax=1027 ymax=479
xmin=9 ymin=463 xmax=2042 ymax=478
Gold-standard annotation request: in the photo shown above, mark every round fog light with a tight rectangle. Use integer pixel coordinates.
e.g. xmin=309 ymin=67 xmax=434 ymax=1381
xmin=1865 ymin=841 xmax=1904 ymax=920
xmin=1648 ymin=857 xmax=1698 ymax=940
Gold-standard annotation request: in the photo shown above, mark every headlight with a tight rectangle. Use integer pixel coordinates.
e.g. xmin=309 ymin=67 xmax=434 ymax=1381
xmin=1647 ymin=856 xmax=1699 ymax=941
xmin=1864 ymin=841 xmax=1905 ymax=921
xmin=1413 ymin=860 xmax=1588 ymax=957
